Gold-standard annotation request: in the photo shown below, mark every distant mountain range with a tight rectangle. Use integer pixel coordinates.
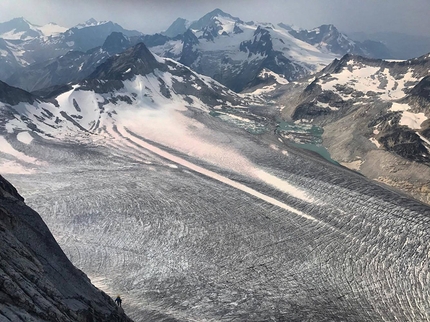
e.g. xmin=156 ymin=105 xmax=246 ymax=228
xmin=0 ymin=17 xmax=142 ymax=80
xmin=1 ymin=10 xmax=392 ymax=93
xmin=153 ymin=9 xmax=393 ymax=91
xmin=0 ymin=17 xmax=67 ymax=40
xmin=348 ymin=31 xmax=430 ymax=60
xmin=1 ymin=9 xmax=430 ymax=204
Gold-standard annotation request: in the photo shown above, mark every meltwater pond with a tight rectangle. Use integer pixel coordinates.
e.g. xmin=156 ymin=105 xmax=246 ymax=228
xmin=277 ymin=121 xmax=338 ymax=164
xmin=210 ymin=109 xmax=337 ymax=164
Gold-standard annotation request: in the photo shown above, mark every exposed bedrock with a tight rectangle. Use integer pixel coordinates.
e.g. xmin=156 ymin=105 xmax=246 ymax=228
xmin=0 ymin=175 xmax=133 ymax=322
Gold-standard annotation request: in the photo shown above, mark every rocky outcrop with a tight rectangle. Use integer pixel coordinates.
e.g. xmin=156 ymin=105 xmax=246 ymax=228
xmin=179 ymin=29 xmax=200 ymax=66
xmin=0 ymin=175 xmax=133 ymax=321
xmin=162 ymin=18 xmax=188 ymax=38
xmin=277 ymin=53 xmax=430 ymax=204
xmin=88 ymin=42 xmax=163 ymax=81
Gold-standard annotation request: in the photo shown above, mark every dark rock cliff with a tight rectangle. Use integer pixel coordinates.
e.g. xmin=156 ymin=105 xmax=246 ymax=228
xmin=0 ymin=175 xmax=133 ymax=321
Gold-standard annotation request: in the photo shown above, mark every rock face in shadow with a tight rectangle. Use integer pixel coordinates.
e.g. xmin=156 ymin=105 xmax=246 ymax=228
xmin=0 ymin=175 xmax=133 ymax=322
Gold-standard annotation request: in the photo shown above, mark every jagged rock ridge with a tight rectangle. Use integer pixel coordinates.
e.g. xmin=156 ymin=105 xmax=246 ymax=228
xmin=287 ymin=24 xmax=391 ymax=58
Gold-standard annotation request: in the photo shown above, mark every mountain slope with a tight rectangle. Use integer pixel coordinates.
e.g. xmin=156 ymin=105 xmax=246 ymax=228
xmin=162 ymin=18 xmax=189 ymax=38
xmin=0 ymin=175 xmax=132 ymax=321
xmin=0 ymin=41 xmax=256 ymax=142
xmin=278 ymin=52 xmax=430 ymax=203
xmin=0 ymin=17 xmax=43 ymax=40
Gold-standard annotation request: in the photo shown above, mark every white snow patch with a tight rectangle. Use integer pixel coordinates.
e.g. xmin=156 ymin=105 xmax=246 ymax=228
xmin=270 ymin=144 xmax=279 ymax=151
xmin=39 ymin=23 xmax=68 ymax=37
xmin=17 ymin=132 xmax=33 ymax=144
xmin=251 ymin=84 xmax=277 ymax=95
xmin=369 ymin=137 xmax=381 ymax=148
xmin=192 ymin=84 xmax=202 ymax=90
xmin=390 ymin=103 xmax=410 ymax=112
xmin=216 ymin=16 xmax=236 ymax=34
xmin=316 ymin=101 xmax=339 ymax=111
xmin=399 ymin=112 xmax=427 ymax=130
xmin=259 ymin=69 xmax=289 ymax=85
xmin=320 ymin=63 xmax=418 ymax=101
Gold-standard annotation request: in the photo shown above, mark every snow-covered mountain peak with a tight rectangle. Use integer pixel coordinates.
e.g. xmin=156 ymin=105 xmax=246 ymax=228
xmin=189 ymin=8 xmax=243 ymax=33
xmin=0 ymin=17 xmax=43 ymax=40
xmin=75 ymin=18 xmax=104 ymax=29
xmin=38 ymin=22 xmax=68 ymax=37
xmin=153 ymin=10 xmax=337 ymax=92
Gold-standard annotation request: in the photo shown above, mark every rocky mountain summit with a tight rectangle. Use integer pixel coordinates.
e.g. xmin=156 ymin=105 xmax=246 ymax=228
xmin=149 ymin=9 xmax=335 ymax=92
xmin=0 ymin=17 xmax=47 ymax=40
xmin=0 ymin=12 xmax=392 ymax=95
xmin=150 ymin=9 xmax=391 ymax=92
xmin=0 ymin=175 xmax=133 ymax=321
xmin=278 ymin=52 xmax=430 ymax=204
xmin=286 ymin=24 xmax=391 ymax=58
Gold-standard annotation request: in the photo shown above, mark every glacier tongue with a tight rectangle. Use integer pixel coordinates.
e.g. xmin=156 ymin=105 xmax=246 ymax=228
xmin=4 ymin=103 xmax=429 ymax=321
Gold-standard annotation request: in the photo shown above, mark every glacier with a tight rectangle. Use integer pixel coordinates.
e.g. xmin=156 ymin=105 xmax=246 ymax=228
xmin=1 ymin=43 xmax=429 ymax=321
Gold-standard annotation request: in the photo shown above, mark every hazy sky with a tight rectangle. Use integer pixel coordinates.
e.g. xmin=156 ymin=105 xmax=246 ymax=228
xmin=1 ymin=0 xmax=429 ymax=36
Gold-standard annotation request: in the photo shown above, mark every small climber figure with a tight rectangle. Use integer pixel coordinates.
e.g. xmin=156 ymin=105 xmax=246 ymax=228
xmin=115 ymin=295 xmax=122 ymax=307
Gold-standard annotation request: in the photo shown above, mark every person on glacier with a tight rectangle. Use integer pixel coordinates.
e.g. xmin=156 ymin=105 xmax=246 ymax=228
xmin=115 ymin=295 xmax=122 ymax=307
